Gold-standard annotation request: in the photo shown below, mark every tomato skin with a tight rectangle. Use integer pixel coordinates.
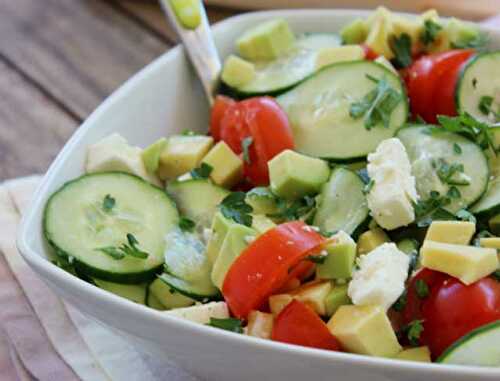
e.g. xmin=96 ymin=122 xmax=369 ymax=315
xmin=218 ymin=97 xmax=294 ymax=185
xmin=421 ymin=277 xmax=500 ymax=358
xmin=222 ymin=221 xmax=325 ymax=319
xmin=361 ymin=44 xmax=379 ymax=60
xmin=405 ymin=50 xmax=475 ymax=123
xmin=210 ymin=95 xmax=235 ymax=141
xmin=272 ymin=300 xmax=340 ymax=351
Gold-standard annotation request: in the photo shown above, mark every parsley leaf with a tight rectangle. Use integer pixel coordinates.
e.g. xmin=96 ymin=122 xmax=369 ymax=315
xmin=413 ymin=191 xmax=455 ymax=227
xmin=102 ymin=194 xmax=116 ymax=212
xmin=453 ymin=143 xmax=462 ymax=155
xmin=190 ymin=163 xmax=213 ymax=179
xmin=456 ymin=209 xmax=476 ymax=224
xmin=305 ymin=253 xmax=328 ymax=264
xmin=420 ymin=19 xmax=442 ymax=45
xmin=182 ymin=129 xmax=197 ymax=136
xmin=179 ymin=217 xmax=195 ymax=232
xmin=268 ymin=195 xmax=316 ymax=222
xmin=407 ymin=320 xmax=424 ymax=346
xmin=492 ymin=270 xmax=500 ymax=282
xmin=451 ymin=32 xmax=489 ymax=49
xmin=220 ymin=192 xmax=253 ymax=227
xmin=350 ymin=75 xmax=403 ymax=130
xmin=241 ymin=137 xmax=253 ymax=164
xmin=392 ymin=291 xmax=407 ymax=312
xmin=390 ymin=33 xmax=413 ymax=68
xmin=447 ymin=186 xmax=461 ymax=199
xmin=415 ymin=279 xmax=430 ymax=299
xmin=95 ymin=233 xmax=149 ymax=260
xmin=363 ymin=179 xmax=375 ymax=195
xmin=433 ymin=158 xmax=470 ymax=186
xmin=207 ymin=317 xmax=243 ymax=333
xmin=478 ymin=95 xmax=499 ymax=122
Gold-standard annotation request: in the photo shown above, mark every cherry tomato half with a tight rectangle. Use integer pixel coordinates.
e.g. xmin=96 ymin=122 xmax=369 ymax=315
xmin=210 ymin=95 xmax=235 ymax=141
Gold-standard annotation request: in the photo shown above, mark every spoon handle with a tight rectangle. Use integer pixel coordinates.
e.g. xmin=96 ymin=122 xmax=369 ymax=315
xmin=159 ymin=0 xmax=222 ymax=105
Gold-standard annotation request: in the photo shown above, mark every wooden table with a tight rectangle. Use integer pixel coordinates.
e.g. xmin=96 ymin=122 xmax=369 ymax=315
xmin=0 ymin=0 xmax=237 ymax=180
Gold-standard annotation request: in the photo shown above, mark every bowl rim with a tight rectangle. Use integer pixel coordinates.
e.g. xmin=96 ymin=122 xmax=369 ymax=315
xmin=16 ymin=8 xmax=500 ymax=377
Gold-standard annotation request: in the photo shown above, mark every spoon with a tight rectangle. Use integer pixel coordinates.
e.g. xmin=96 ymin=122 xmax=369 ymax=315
xmin=159 ymin=0 xmax=222 ymax=105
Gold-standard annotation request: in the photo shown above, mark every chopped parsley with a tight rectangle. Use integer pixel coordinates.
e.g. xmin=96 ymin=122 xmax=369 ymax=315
xmin=456 ymin=209 xmax=476 ymax=224
xmin=447 ymin=186 xmax=461 ymax=199
xmin=453 ymin=143 xmax=462 ymax=155
xmin=207 ymin=317 xmax=243 ymax=333
xmin=349 ymin=75 xmax=403 ymax=130
xmin=305 ymin=253 xmax=328 ymax=264
xmin=420 ymin=19 xmax=442 ymax=45
xmin=492 ymin=270 xmax=500 ymax=282
xmin=390 ymin=33 xmax=413 ymax=68
xmin=415 ymin=279 xmax=430 ymax=299
xmin=363 ymin=179 xmax=375 ymax=195
xmin=407 ymin=320 xmax=424 ymax=346
xmin=96 ymin=233 xmax=149 ymax=260
xmin=268 ymin=195 xmax=316 ymax=222
xmin=181 ymin=129 xmax=197 ymax=136
xmin=102 ymin=194 xmax=116 ymax=212
xmin=392 ymin=291 xmax=407 ymax=312
xmin=179 ymin=217 xmax=195 ymax=232
xmin=190 ymin=163 xmax=213 ymax=179
xmin=413 ymin=191 xmax=455 ymax=227
xmin=220 ymin=192 xmax=253 ymax=227
xmin=241 ymin=137 xmax=253 ymax=164
xmin=478 ymin=95 xmax=499 ymax=121
xmin=432 ymin=158 xmax=470 ymax=186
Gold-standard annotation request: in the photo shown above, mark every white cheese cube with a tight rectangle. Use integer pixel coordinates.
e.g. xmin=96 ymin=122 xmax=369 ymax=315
xmin=86 ymin=133 xmax=161 ymax=186
xmin=367 ymin=138 xmax=418 ymax=230
xmin=164 ymin=302 xmax=229 ymax=324
xmin=348 ymin=243 xmax=409 ymax=310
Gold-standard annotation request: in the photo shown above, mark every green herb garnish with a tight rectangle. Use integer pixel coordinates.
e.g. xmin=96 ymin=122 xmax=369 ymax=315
xmin=433 ymin=158 xmax=470 ymax=186
xmin=363 ymin=179 xmax=375 ymax=195
xmin=407 ymin=320 xmax=424 ymax=346
xmin=179 ymin=217 xmax=195 ymax=232
xmin=190 ymin=163 xmax=213 ymax=179
xmin=102 ymin=194 xmax=116 ymax=212
xmin=420 ymin=19 xmax=442 ymax=45
xmin=182 ymin=129 xmax=197 ymax=136
xmin=96 ymin=233 xmax=149 ymax=260
xmin=453 ymin=143 xmax=462 ymax=155
xmin=492 ymin=270 xmax=500 ymax=281
xmin=447 ymin=186 xmax=461 ymax=199
xmin=247 ymin=187 xmax=276 ymax=200
xmin=414 ymin=191 xmax=455 ymax=227
xmin=349 ymin=75 xmax=403 ymax=130
xmin=305 ymin=254 xmax=328 ymax=264
xmin=451 ymin=33 xmax=489 ymax=49
xmin=207 ymin=317 xmax=244 ymax=333
xmin=269 ymin=195 xmax=316 ymax=222
xmin=390 ymin=33 xmax=413 ymax=68
xmin=220 ymin=192 xmax=253 ymax=227
xmin=478 ymin=95 xmax=499 ymax=122
xmin=241 ymin=137 xmax=253 ymax=164
xmin=415 ymin=279 xmax=430 ymax=299
xmin=392 ymin=291 xmax=407 ymax=312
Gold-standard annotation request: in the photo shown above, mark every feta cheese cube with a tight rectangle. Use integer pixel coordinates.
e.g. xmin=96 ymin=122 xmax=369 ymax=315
xmin=367 ymin=138 xmax=418 ymax=230
xmin=348 ymin=243 xmax=409 ymax=310
xmin=86 ymin=133 xmax=161 ymax=186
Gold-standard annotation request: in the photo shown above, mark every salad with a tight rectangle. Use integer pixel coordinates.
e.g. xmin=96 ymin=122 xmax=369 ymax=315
xmin=43 ymin=7 xmax=500 ymax=367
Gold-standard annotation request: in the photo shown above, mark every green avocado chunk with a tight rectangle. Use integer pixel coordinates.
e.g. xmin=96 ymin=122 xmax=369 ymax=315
xmin=268 ymin=149 xmax=330 ymax=200
xmin=340 ymin=18 xmax=368 ymax=44
xmin=211 ymin=224 xmax=257 ymax=289
xmin=205 ymin=212 xmax=235 ymax=265
xmin=142 ymin=137 xmax=167 ymax=174
xmin=325 ymin=284 xmax=351 ymax=317
xmin=236 ymin=18 xmax=296 ymax=61
xmin=246 ymin=187 xmax=280 ymax=215
xmin=317 ymin=231 xmax=357 ymax=280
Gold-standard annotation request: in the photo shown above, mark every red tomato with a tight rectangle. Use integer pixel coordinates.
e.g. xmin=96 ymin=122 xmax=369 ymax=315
xmin=361 ymin=44 xmax=379 ymax=60
xmin=218 ymin=97 xmax=294 ymax=185
xmin=405 ymin=50 xmax=475 ymax=123
xmin=222 ymin=221 xmax=325 ymax=319
xmin=402 ymin=270 xmax=500 ymax=358
xmin=210 ymin=95 xmax=235 ymax=141
xmin=272 ymin=300 xmax=340 ymax=351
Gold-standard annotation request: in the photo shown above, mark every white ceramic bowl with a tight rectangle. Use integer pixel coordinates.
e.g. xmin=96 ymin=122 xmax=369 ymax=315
xmin=17 ymin=9 xmax=500 ymax=381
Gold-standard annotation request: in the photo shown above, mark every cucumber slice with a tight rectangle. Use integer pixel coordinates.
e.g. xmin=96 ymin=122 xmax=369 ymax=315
xmin=313 ymin=167 xmax=369 ymax=237
xmin=456 ymin=52 xmax=500 ymax=124
xmin=158 ymin=273 xmax=219 ymax=302
xmin=277 ymin=61 xmax=408 ymax=161
xmin=396 ymin=125 xmax=489 ymax=213
xmin=148 ymin=278 xmax=194 ymax=310
xmin=228 ymin=33 xmax=341 ymax=97
xmin=471 ymin=145 xmax=500 ymax=216
xmin=167 ymin=179 xmax=229 ymax=230
xmin=437 ymin=320 xmax=500 ymax=366
xmin=93 ymin=279 xmax=147 ymax=304
xmin=44 ymin=172 xmax=178 ymax=283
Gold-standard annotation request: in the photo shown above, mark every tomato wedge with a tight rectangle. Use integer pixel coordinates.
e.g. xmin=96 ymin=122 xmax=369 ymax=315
xmin=272 ymin=300 xmax=340 ymax=351
xmin=222 ymin=221 xmax=325 ymax=319
xmin=217 ymin=97 xmax=294 ymax=185
xmin=210 ymin=95 xmax=235 ymax=141
xmin=361 ymin=44 xmax=379 ymax=60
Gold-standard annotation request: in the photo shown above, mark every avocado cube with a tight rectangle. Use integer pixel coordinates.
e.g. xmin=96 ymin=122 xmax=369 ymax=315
xmin=395 ymin=346 xmax=431 ymax=363
xmin=246 ymin=187 xmax=280 ymax=215
xmin=421 ymin=241 xmax=499 ymax=285
xmin=142 ymin=137 xmax=168 ymax=174
xmin=446 ymin=18 xmax=481 ymax=48
xmin=489 ymin=214 xmax=500 ymax=235
xmin=169 ymin=0 xmax=201 ymax=30
xmin=211 ymin=224 xmax=257 ymax=289
xmin=327 ymin=305 xmax=402 ymax=357
xmin=268 ymin=150 xmax=330 ymax=200
xmin=221 ymin=55 xmax=256 ymax=88
xmin=325 ymin=284 xmax=351 ymax=317
xmin=252 ymin=214 xmax=276 ymax=235
xmin=201 ymin=141 xmax=243 ymax=188
xmin=340 ymin=18 xmax=368 ymax=44
xmin=315 ymin=45 xmax=365 ymax=70
xmin=317 ymin=231 xmax=356 ymax=280
xmin=205 ymin=212 xmax=235 ymax=264
xmin=424 ymin=220 xmax=475 ymax=245
xmin=365 ymin=9 xmax=393 ymax=59
xmin=158 ymin=135 xmax=213 ymax=180
xmin=291 ymin=281 xmax=332 ymax=316
xmin=269 ymin=294 xmax=294 ymax=316
xmin=237 ymin=18 xmax=295 ymax=61
xmin=357 ymin=228 xmax=390 ymax=256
